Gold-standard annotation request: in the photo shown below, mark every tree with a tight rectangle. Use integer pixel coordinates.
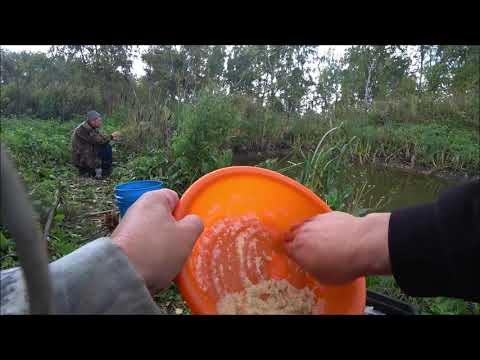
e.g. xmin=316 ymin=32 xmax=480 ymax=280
xmin=143 ymin=45 xmax=227 ymax=102
xmin=143 ymin=45 xmax=186 ymax=101
xmin=225 ymin=45 xmax=262 ymax=98
xmin=274 ymin=46 xmax=316 ymax=114
xmin=51 ymin=45 xmax=137 ymax=115
xmin=338 ymin=45 xmax=411 ymax=108
xmin=205 ymin=45 xmax=227 ymax=85
xmin=224 ymin=45 xmax=316 ymax=113
xmin=316 ymin=49 xmax=342 ymax=113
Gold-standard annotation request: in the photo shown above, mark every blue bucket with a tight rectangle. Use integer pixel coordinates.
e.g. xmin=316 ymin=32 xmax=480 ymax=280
xmin=114 ymin=180 xmax=164 ymax=217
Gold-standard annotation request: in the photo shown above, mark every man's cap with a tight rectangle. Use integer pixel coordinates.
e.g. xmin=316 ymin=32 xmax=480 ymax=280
xmin=87 ymin=111 xmax=101 ymax=122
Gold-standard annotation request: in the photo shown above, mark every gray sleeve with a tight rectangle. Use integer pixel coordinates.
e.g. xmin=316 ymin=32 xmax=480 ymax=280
xmin=1 ymin=237 xmax=162 ymax=315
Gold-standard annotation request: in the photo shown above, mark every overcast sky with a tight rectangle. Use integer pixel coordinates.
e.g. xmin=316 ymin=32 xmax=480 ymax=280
xmin=1 ymin=45 xmax=350 ymax=79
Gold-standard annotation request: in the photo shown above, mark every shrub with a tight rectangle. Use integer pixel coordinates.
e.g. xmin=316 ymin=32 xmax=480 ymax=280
xmin=171 ymin=92 xmax=240 ymax=187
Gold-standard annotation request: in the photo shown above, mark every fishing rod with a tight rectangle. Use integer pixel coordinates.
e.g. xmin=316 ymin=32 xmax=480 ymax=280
xmin=1 ymin=143 xmax=52 ymax=314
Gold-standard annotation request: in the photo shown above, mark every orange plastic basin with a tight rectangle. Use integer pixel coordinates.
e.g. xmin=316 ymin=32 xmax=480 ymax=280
xmin=173 ymin=166 xmax=366 ymax=314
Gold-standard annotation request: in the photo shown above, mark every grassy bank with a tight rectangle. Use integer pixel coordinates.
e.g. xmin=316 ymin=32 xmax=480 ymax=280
xmin=1 ymin=118 xmax=121 ymax=266
xmin=1 ymin=97 xmax=479 ymax=314
xmin=221 ymin=94 xmax=479 ymax=175
xmin=117 ymin=94 xmax=479 ymax=177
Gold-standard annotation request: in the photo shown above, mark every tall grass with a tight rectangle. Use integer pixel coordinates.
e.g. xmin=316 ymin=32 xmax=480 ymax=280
xmin=257 ymin=124 xmax=394 ymax=213
xmin=114 ymin=91 xmax=479 ymax=174
xmin=120 ymin=92 xmax=176 ymax=154
xmin=345 ymin=123 xmax=480 ymax=173
xmin=260 ymin=125 xmax=354 ymax=211
xmin=2 ymin=92 xmax=478 ymax=314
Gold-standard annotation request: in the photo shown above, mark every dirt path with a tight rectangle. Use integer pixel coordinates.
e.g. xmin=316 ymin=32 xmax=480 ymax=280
xmin=60 ymin=175 xmax=118 ymax=244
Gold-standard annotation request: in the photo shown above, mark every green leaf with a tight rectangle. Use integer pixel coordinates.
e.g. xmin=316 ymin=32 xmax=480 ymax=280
xmin=0 ymin=231 xmax=10 ymax=251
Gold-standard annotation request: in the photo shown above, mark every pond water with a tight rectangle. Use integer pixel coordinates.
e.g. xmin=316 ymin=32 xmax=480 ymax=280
xmin=348 ymin=164 xmax=455 ymax=211
xmin=232 ymin=152 xmax=456 ymax=212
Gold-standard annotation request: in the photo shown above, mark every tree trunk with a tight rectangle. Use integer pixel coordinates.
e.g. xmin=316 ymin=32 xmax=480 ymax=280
xmin=419 ymin=45 xmax=425 ymax=92
xmin=322 ymin=95 xmax=329 ymax=115
xmin=15 ymin=77 xmax=20 ymax=114
xmin=104 ymin=79 xmax=114 ymax=116
xmin=364 ymin=59 xmax=376 ymax=110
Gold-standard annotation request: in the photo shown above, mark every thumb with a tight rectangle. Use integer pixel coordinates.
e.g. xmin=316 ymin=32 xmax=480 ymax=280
xmin=176 ymin=214 xmax=204 ymax=249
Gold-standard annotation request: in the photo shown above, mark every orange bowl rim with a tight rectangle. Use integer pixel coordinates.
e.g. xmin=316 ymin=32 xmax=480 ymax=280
xmin=173 ymin=166 xmax=366 ymax=314
xmin=174 ymin=166 xmax=332 ymax=216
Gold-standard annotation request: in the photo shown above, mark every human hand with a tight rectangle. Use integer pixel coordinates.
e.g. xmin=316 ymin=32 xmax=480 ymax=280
xmin=111 ymin=131 xmax=121 ymax=141
xmin=284 ymin=211 xmax=391 ymax=285
xmin=111 ymin=189 xmax=204 ymax=291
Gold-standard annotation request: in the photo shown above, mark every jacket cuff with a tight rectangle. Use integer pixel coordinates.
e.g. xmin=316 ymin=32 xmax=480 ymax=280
xmin=1 ymin=267 xmax=30 ymax=315
xmin=388 ymin=203 xmax=446 ymax=297
xmin=50 ymin=237 xmax=161 ymax=314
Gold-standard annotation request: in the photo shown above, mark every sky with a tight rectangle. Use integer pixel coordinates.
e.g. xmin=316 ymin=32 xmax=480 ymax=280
xmin=1 ymin=45 xmax=149 ymax=78
xmin=1 ymin=45 xmax=350 ymax=79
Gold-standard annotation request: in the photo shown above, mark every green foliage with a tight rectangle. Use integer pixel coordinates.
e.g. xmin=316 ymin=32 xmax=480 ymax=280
xmin=2 ymin=105 xmax=477 ymax=314
xmin=153 ymin=283 xmax=191 ymax=315
xmin=1 ymin=44 xmax=479 ymax=314
xmin=120 ymin=88 xmax=176 ymax=154
xmin=256 ymin=126 xmax=357 ymax=211
xmin=0 ymin=229 xmax=11 ymax=252
xmin=256 ymin=158 xmax=280 ymax=170
xmin=2 ymin=45 xmax=479 ymax=128
xmin=0 ymin=115 xmax=125 ymax=270
xmin=0 ymin=47 xmax=134 ymax=120
xmin=142 ymin=45 xmax=227 ymax=102
xmin=111 ymin=150 xmax=192 ymax=192
xmin=367 ymin=276 xmax=480 ymax=315
xmin=346 ymin=122 xmax=479 ymax=172
xmin=171 ymin=92 xmax=239 ymax=187
xmin=0 ymin=226 xmax=18 ymax=269
xmin=232 ymin=99 xmax=292 ymax=151
xmin=1 ymin=118 xmax=72 ymax=165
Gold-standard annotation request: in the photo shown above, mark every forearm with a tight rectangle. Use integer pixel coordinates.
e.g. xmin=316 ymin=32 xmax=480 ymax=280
xmin=354 ymin=213 xmax=392 ymax=277
xmin=1 ymin=238 xmax=161 ymax=314
xmin=76 ymin=128 xmax=112 ymax=145
xmin=94 ymin=133 xmax=113 ymax=145
xmin=353 ymin=180 xmax=480 ymax=302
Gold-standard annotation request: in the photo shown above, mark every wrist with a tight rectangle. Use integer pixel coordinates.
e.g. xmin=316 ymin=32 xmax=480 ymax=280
xmin=353 ymin=213 xmax=392 ymax=277
xmin=111 ymin=234 xmax=152 ymax=289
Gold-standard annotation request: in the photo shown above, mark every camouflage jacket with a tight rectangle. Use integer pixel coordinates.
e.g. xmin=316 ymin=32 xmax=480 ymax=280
xmin=0 ymin=238 xmax=161 ymax=314
xmin=71 ymin=121 xmax=112 ymax=169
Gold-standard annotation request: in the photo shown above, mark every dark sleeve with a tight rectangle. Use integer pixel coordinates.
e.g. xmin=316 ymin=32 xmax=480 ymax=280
xmin=76 ymin=126 xmax=112 ymax=145
xmin=388 ymin=179 xmax=480 ymax=302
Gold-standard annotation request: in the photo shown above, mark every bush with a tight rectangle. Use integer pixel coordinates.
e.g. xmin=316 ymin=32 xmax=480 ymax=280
xmin=344 ymin=121 xmax=480 ymax=172
xmin=1 ymin=82 xmax=105 ymax=121
xmin=170 ymin=92 xmax=240 ymax=187
xmin=120 ymin=92 xmax=176 ymax=155
xmin=113 ymin=151 xmax=166 ymax=181
xmin=1 ymin=118 xmax=72 ymax=166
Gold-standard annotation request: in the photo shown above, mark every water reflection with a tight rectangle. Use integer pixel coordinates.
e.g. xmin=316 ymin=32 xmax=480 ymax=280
xmin=233 ymin=153 xmax=455 ymax=212
xmin=350 ymin=164 xmax=454 ymax=211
